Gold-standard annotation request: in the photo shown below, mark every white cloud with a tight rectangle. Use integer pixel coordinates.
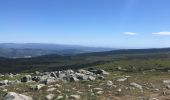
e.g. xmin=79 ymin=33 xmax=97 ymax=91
xmin=152 ymin=31 xmax=170 ymax=36
xmin=123 ymin=32 xmax=137 ymax=35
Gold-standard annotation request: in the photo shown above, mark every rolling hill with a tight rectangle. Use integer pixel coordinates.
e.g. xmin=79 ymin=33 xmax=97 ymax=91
xmin=0 ymin=43 xmax=114 ymax=58
xmin=0 ymin=47 xmax=170 ymax=73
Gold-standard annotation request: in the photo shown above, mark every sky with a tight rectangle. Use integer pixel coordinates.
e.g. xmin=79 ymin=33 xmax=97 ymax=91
xmin=0 ymin=0 xmax=170 ymax=48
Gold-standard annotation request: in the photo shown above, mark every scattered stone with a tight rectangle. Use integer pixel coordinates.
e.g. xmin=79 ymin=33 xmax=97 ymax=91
xmin=87 ymin=85 xmax=93 ymax=88
xmin=125 ymin=76 xmax=131 ymax=78
xmin=117 ymin=78 xmax=127 ymax=82
xmin=106 ymin=80 xmax=113 ymax=86
xmin=91 ymin=93 xmax=95 ymax=96
xmin=70 ymin=95 xmax=80 ymax=100
xmin=163 ymin=80 xmax=170 ymax=84
xmin=65 ymin=95 xmax=68 ymax=99
xmin=163 ymin=90 xmax=170 ymax=95
xmin=31 ymin=84 xmax=45 ymax=91
xmin=117 ymin=66 xmax=122 ymax=70
xmin=77 ymin=91 xmax=83 ymax=94
xmin=93 ymin=88 xmax=103 ymax=91
xmin=55 ymin=84 xmax=61 ymax=88
xmin=70 ymin=76 xmax=79 ymax=82
xmin=91 ymin=69 xmax=109 ymax=75
xmin=48 ymin=85 xmax=54 ymax=88
xmin=56 ymin=90 xmax=61 ymax=94
xmin=45 ymin=78 xmax=58 ymax=85
xmin=50 ymin=72 xmax=57 ymax=78
xmin=46 ymin=87 xmax=56 ymax=92
xmin=98 ymin=76 xmax=105 ymax=80
xmin=32 ymin=76 xmax=41 ymax=82
xmin=117 ymin=88 xmax=122 ymax=92
xmin=8 ymin=80 xmax=21 ymax=85
xmin=56 ymin=95 xmax=64 ymax=100
xmin=88 ymin=76 xmax=96 ymax=81
xmin=112 ymin=85 xmax=117 ymax=88
xmin=0 ymin=80 xmax=8 ymax=86
xmin=166 ymin=85 xmax=170 ymax=90
xmin=45 ymin=94 xmax=55 ymax=100
xmin=3 ymin=89 xmax=8 ymax=92
xmin=3 ymin=92 xmax=33 ymax=100
xmin=149 ymin=98 xmax=159 ymax=100
xmin=75 ymin=73 xmax=88 ymax=80
xmin=100 ymin=69 xmax=110 ymax=75
xmin=130 ymin=82 xmax=143 ymax=90
xmin=21 ymin=75 xmax=32 ymax=82
xmin=96 ymin=91 xmax=104 ymax=95
xmin=8 ymin=73 xmax=14 ymax=78
xmin=35 ymin=71 xmax=40 ymax=75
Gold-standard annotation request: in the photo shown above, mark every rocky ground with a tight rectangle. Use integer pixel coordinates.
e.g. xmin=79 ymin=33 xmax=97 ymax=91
xmin=0 ymin=68 xmax=170 ymax=100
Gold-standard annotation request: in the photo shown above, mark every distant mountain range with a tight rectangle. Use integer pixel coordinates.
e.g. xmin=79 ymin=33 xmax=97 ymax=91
xmin=0 ymin=46 xmax=170 ymax=73
xmin=0 ymin=43 xmax=114 ymax=58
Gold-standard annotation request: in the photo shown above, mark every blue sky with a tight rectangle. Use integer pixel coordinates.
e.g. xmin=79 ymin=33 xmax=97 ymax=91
xmin=0 ymin=0 xmax=170 ymax=48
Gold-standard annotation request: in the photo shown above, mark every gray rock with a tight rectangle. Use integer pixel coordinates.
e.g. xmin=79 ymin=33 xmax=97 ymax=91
xmin=163 ymin=80 xmax=170 ymax=84
xmin=31 ymin=84 xmax=45 ymax=91
xmin=90 ymin=69 xmax=109 ymax=75
xmin=32 ymin=76 xmax=41 ymax=82
xmin=56 ymin=95 xmax=64 ymax=100
xmin=149 ymin=98 xmax=159 ymax=100
xmin=65 ymin=70 xmax=74 ymax=75
xmin=56 ymin=90 xmax=61 ymax=94
xmin=3 ymin=92 xmax=33 ymax=100
xmin=117 ymin=88 xmax=122 ymax=92
xmin=88 ymin=76 xmax=96 ymax=81
xmin=45 ymin=77 xmax=58 ymax=85
xmin=78 ymin=69 xmax=94 ymax=75
xmin=100 ymin=69 xmax=110 ymax=75
xmin=70 ymin=76 xmax=79 ymax=82
xmin=70 ymin=95 xmax=80 ymax=100
xmin=56 ymin=71 xmax=66 ymax=79
xmin=8 ymin=80 xmax=21 ymax=85
xmin=96 ymin=91 xmax=104 ymax=95
xmin=0 ymin=80 xmax=8 ymax=86
xmin=50 ymin=72 xmax=57 ymax=78
xmin=130 ymin=82 xmax=143 ymax=90
xmin=45 ymin=94 xmax=55 ymax=100
xmin=55 ymin=84 xmax=61 ymax=88
xmin=106 ymin=80 xmax=113 ymax=86
xmin=93 ymin=88 xmax=103 ymax=91
xmin=3 ymin=89 xmax=8 ymax=92
xmin=35 ymin=71 xmax=40 ymax=75
xmin=75 ymin=73 xmax=88 ymax=80
xmin=21 ymin=75 xmax=32 ymax=82
xmin=46 ymin=87 xmax=56 ymax=92
xmin=106 ymin=81 xmax=113 ymax=86
xmin=166 ymin=85 xmax=170 ymax=90
xmin=117 ymin=78 xmax=127 ymax=82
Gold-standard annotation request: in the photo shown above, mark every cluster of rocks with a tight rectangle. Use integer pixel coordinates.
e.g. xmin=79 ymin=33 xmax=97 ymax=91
xmin=1 ymin=68 xmax=110 ymax=100
xmin=0 ymin=68 xmax=109 ymax=88
xmin=20 ymin=69 xmax=109 ymax=84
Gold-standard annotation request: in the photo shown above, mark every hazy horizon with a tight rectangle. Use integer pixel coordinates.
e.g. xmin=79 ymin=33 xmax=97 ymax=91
xmin=1 ymin=0 xmax=170 ymax=48
xmin=0 ymin=42 xmax=170 ymax=49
